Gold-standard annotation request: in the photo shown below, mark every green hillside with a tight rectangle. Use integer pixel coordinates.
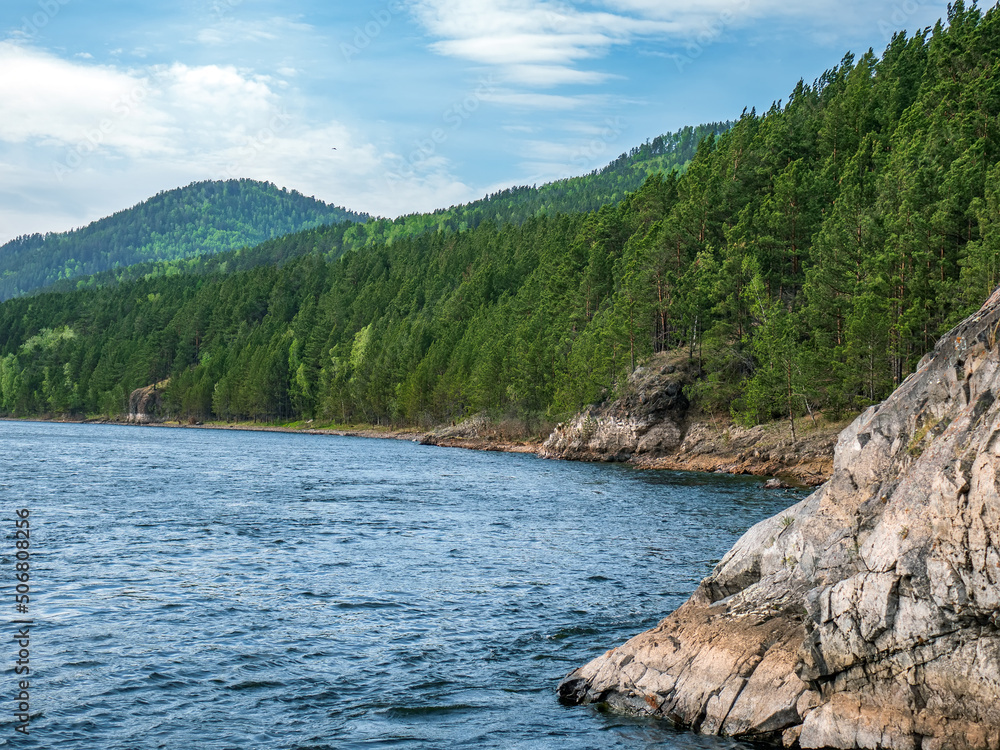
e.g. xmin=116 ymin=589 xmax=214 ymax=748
xmin=38 ymin=122 xmax=730 ymax=296
xmin=409 ymin=123 xmax=732 ymax=228
xmin=0 ymin=179 xmax=369 ymax=300
xmin=1 ymin=3 xmax=997 ymax=429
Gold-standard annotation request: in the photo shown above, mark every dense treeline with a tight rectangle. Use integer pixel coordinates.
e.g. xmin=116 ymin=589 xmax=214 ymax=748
xmin=0 ymin=218 xmax=603 ymax=422
xmin=0 ymin=180 xmax=368 ymax=300
xmin=1 ymin=3 xmax=998 ymax=429
xmin=415 ymin=121 xmax=732 ymax=227
xmin=40 ymin=123 xmax=729 ymax=297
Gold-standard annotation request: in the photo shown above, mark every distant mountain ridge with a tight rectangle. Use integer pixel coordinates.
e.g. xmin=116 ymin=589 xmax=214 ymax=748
xmin=0 ymin=179 xmax=369 ymax=300
xmin=34 ymin=122 xmax=732 ymax=297
xmin=411 ymin=122 xmax=732 ymax=228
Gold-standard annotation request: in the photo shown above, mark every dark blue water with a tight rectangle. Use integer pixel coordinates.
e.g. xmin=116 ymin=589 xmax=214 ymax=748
xmin=0 ymin=421 xmax=805 ymax=749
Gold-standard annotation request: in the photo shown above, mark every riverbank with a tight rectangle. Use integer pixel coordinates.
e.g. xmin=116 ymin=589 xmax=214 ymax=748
xmin=5 ymin=411 xmax=847 ymax=485
xmin=4 ymin=416 xmax=793 ymax=750
xmin=632 ymin=414 xmax=846 ymax=486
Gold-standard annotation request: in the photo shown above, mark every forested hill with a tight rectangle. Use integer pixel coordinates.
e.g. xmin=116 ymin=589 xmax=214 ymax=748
xmin=1 ymin=3 xmax=997 ymax=429
xmin=0 ymin=179 xmax=368 ymax=300
xmin=416 ymin=122 xmax=732 ymax=228
xmin=39 ymin=122 xmax=730 ymax=297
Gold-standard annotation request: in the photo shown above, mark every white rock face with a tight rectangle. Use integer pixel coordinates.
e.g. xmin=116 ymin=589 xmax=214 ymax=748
xmin=559 ymin=288 xmax=1000 ymax=749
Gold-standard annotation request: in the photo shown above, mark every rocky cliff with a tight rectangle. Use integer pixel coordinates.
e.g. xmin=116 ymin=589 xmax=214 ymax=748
xmin=539 ymin=354 xmax=840 ymax=485
xmin=126 ymin=382 xmax=166 ymax=424
xmin=540 ymin=354 xmax=691 ymax=462
xmin=558 ymin=288 xmax=1000 ymax=750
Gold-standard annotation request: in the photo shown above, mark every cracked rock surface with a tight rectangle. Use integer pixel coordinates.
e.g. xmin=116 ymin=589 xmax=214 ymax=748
xmin=559 ymin=288 xmax=1000 ymax=749
xmin=540 ymin=355 xmax=690 ymax=462
xmin=126 ymin=382 xmax=165 ymax=424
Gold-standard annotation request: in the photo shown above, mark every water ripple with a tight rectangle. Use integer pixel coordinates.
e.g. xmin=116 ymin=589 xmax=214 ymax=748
xmin=1 ymin=420 xmax=804 ymax=749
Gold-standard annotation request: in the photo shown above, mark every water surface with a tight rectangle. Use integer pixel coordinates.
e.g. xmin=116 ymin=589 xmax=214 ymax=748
xmin=0 ymin=421 xmax=806 ymax=748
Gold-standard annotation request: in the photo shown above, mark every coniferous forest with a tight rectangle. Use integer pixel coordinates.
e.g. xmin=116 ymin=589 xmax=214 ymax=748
xmin=1 ymin=3 xmax=998 ymax=430
xmin=0 ymin=180 xmax=370 ymax=301
xmin=29 ymin=122 xmax=729 ymax=299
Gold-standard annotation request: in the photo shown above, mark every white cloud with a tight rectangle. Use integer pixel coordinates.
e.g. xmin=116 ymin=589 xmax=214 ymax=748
xmin=505 ymin=64 xmax=615 ymax=86
xmin=0 ymin=42 xmax=480 ymax=242
xmin=193 ymin=15 xmax=315 ymax=46
xmin=481 ymin=90 xmax=607 ymax=110
xmin=410 ymin=0 xmax=950 ymax=92
xmin=196 ymin=21 xmax=277 ymax=46
xmin=409 ymin=0 xmax=735 ymax=89
xmin=600 ymin=0 xmax=785 ymax=24
xmin=411 ymin=0 xmax=676 ymax=89
xmin=0 ymin=42 xmax=153 ymax=146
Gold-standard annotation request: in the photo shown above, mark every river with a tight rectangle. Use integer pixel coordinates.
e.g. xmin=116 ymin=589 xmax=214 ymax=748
xmin=0 ymin=421 xmax=807 ymax=749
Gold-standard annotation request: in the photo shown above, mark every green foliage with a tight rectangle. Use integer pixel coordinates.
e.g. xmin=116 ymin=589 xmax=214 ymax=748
xmin=0 ymin=179 xmax=368 ymax=300
xmin=2 ymin=5 xmax=1000 ymax=430
xmin=32 ymin=123 xmax=731 ymax=298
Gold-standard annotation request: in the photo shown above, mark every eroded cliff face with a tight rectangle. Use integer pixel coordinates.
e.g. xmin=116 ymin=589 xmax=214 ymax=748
xmin=559 ymin=288 xmax=1000 ymax=750
xmin=539 ymin=354 xmax=839 ymax=485
xmin=540 ymin=355 xmax=690 ymax=462
xmin=126 ymin=383 xmax=165 ymax=424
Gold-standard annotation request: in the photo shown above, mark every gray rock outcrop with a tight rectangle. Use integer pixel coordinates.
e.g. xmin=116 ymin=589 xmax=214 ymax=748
xmin=541 ymin=355 xmax=690 ymax=461
xmin=126 ymin=382 xmax=165 ymax=424
xmin=558 ymin=288 xmax=1000 ymax=749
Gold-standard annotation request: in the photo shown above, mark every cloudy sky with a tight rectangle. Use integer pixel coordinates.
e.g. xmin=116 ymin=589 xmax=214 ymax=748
xmin=0 ymin=0 xmax=953 ymax=243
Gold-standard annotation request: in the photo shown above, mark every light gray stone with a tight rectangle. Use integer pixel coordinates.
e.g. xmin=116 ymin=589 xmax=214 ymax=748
xmin=559 ymin=288 xmax=1000 ymax=748
xmin=540 ymin=359 xmax=689 ymax=461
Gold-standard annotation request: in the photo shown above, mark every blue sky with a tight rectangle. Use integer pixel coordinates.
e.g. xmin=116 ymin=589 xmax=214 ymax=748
xmin=0 ymin=0 xmax=955 ymax=243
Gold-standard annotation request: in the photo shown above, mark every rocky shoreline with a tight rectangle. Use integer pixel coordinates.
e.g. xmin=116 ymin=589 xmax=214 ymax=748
xmin=535 ymin=352 xmax=845 ymax=486
xmin=5 ymin=343 xmax=852 ymax=486
xmin=558 ymin=288 xmax=1000 ymax=749
xmin=2 ymin=406 xmax=845 ymax=485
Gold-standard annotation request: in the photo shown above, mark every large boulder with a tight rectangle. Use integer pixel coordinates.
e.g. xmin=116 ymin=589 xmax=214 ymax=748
xmin=541 ymin=355 xmax=690 ymax=462
xmin=559 ymin=288 xmax=1000 ymax=749
xmin=126 ymin=382 xmax=166 ymax=424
